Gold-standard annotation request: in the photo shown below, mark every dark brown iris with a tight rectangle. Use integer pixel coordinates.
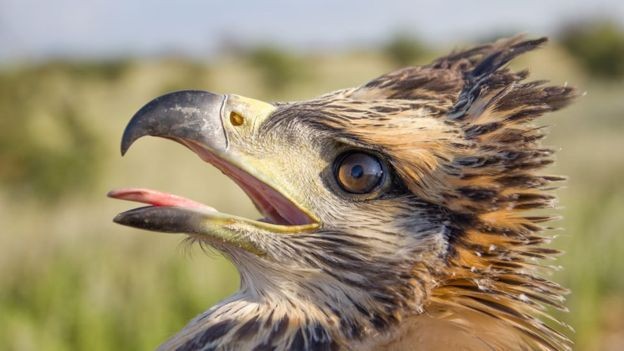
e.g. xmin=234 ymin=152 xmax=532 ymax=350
xmin=335 ymin=152 xmax=384 ymax=194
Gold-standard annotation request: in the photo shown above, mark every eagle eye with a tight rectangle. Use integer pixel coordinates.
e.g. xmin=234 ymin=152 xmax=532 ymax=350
xmin=334 ymin=152 xmax=384 ymax=194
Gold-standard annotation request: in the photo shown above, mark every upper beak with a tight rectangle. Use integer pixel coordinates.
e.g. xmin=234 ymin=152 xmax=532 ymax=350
xmin=109 ymin=90 xmax=318 ymax=255
xmin=120 ymin=90 xmax=228 ymax=156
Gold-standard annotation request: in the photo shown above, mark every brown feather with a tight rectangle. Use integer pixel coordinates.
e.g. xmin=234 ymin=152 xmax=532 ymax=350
xmin=292 ymin=36 xmax=576 ymax=350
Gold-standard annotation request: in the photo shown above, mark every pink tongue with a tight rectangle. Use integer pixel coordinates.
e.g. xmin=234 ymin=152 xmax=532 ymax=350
xmin=107 ymin=188 xmax=216 ymax=211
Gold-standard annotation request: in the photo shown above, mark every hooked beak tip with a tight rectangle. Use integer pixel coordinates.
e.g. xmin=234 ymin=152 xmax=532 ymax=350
xmin=120 ymin=138 xmax=132 ymax=156
xmin=119 ymin=90 xmax=227 ymax=157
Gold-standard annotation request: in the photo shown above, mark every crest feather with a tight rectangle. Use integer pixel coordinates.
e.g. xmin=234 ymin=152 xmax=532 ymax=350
xmin=433 ymin=37 xmax=576 ymax=351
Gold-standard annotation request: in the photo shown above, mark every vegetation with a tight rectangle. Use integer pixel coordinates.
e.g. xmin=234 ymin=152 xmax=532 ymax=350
xmin=0 ymin=64 xmax=104 ymax=201
xmin=247 ymin=45 xmax=307 ymax=92
xmin=1 ymin=35 xmax=623 ymax=351
xmin=559 ymin=20 xmax=624 ymax=79
xmin=383 ymin=33 xmax=428 ymax=66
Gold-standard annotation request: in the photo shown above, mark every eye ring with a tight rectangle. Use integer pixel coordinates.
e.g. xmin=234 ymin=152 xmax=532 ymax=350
xmin=333 ymin=151 xmax=385 ymax=194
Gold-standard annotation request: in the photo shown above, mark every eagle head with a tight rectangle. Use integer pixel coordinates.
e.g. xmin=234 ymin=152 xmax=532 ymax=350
xmin=110 ymin=37 xmax=576 ymax=351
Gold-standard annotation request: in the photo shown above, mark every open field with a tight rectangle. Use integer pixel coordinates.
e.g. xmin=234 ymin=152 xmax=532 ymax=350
xmin=1 ymin=42 xmax=623 ymax=350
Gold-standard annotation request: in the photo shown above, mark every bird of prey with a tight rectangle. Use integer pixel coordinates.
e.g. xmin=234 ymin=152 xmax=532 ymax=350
xmin=109 ymin=37 xmax=576 ymax=351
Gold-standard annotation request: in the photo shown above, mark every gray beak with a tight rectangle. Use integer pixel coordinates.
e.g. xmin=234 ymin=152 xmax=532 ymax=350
xmin=121 ymin=90 xmax=228 ymax=155
xmin=112 ymin=90 xmax=231 ymax=236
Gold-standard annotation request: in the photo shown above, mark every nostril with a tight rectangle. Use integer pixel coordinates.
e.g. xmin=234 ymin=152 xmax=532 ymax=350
xmin=230 ymin=111 xmax=245 ymax=126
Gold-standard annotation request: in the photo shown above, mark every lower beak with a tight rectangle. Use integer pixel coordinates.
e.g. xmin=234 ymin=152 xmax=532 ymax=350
xmin=112 ymin=204 xmax=265 ymax=255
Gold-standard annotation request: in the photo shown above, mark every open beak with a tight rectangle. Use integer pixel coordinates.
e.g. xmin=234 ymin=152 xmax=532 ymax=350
xmin=108 ymin=90 xmax=319 ymax=255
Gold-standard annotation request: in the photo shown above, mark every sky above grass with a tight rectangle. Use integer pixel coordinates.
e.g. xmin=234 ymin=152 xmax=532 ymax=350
xmin=1 ymin=0 xmax=623 ymax=61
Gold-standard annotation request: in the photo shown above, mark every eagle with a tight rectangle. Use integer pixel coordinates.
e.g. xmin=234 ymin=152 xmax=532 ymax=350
xmin=109 ymin=37 xmax=576 ymax=351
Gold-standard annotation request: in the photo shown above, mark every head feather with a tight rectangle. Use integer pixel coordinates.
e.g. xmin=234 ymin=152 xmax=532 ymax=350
xmin=282 ymin=36 xmax=577 ymax=350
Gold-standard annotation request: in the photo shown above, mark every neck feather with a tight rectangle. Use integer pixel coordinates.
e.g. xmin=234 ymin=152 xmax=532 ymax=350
xmin=158 ymin=291 xmax=345 ymax=351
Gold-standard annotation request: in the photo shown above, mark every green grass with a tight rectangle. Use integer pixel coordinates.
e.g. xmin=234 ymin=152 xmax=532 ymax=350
xmin=1 ymin=44 xmax=623 ymax=350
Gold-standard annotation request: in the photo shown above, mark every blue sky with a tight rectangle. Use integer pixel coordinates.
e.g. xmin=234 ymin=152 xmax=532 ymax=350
xmin=1 ymin=0 xmax=623 ymax=62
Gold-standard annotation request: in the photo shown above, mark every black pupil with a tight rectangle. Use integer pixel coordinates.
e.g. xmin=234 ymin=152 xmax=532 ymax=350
xmin=335 ymin=152 xmax=383 ymax=194
xmin=350 ymin=165 xmax=364 ymax=178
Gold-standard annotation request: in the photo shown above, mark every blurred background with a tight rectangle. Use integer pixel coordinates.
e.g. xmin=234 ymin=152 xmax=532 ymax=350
xmin=1 ymin=1 xmax=623 ymax=350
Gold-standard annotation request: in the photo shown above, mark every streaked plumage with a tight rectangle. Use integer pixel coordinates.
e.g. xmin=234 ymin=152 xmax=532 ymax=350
xmin=111 ymin=36 xmax=576 ymax=350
